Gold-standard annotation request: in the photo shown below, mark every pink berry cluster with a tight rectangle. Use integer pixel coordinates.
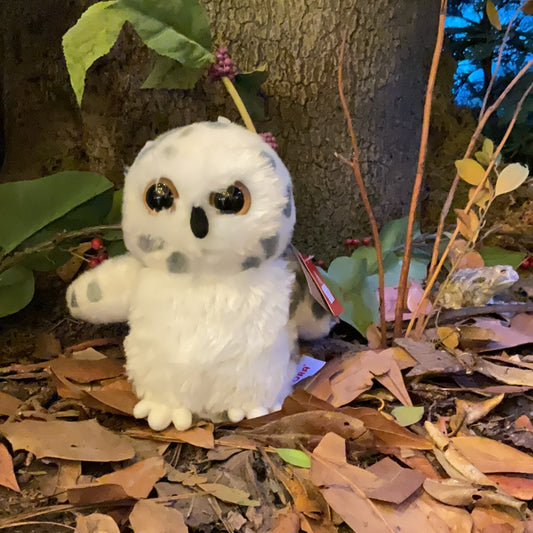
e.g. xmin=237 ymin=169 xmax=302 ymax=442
xmin=259 ymin=132 xmax=278 ymax=151
xmin=87 ymin=238 xmax=108 ymax=269
xmin=519 ymin=255 xmax=533 ymax=270
xmin=344 ymin=237 xmax=372 ymax=248
xmin=207 ymin=47 xmax=236 ymax=82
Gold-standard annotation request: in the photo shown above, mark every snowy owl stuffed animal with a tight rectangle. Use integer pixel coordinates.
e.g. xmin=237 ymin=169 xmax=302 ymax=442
xmin=66 ymin=120 xmax=298 ymax=431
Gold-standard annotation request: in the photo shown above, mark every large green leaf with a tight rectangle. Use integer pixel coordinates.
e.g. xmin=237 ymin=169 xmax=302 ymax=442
xmin=141 ymin=55 xmax=204 ymax=89
xmin=480 ymin=246 xmax=524 ymax=269
xmin=62 ymin=1 xmax=127 ymax=105
xmin=0 ymin=266 xmax=35 ymax=318
xmin=111 ymin=0 xmax=214 ymax=69
xmin=0 ymin=172 xmax=113 ymax=256
xmin=379 ymin=216 xmax=420 ymax=254
xmin=234 ymin=67 xmax=268 ymax=121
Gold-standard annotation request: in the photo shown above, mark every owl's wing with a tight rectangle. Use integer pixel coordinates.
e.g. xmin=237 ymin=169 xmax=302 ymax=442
xmin=66 ymin=254 xmax=142 ymax=323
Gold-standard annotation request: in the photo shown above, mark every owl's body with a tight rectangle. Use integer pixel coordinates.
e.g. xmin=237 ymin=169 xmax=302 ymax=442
xmin=67 ymin=120 xmax=329 ymax=431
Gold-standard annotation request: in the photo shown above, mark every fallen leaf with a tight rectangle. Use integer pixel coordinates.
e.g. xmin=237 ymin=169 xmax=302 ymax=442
xmin=394 ymin=450 xmax=442 ymax=480
xmin=31 ymin=332 xmax=61 ymax=360
xmin=488 ymin=474 xmax=533 ymax=500
xmin=473 ymin=315 xmax=533 ymax=352
xmin=0 ymin=419 xmax=135 ymax=461
xmin=198 ymin=482 xmax=260 ymax=506
xmin=438 ymin=326 xmax=460 ymax=349
xmin=50 ymin=356 xmax=124 ymax=383
xmin=452 ymin=436 xmax=533 ymax=474
xmin=391 ymin=406 xmax=424 ymax=427
xmin=0 ymin=392 xmax=22 ymax=416
xmin=57 ymin=242 xmax=92 ymax=284
xmin=471 ymin=508 xmax=522 ymax=533
xmin=473 ymin=358 xmax=533 ymax=387
xmin=457 ymin=326 xmax=494 ymax=350
xmin=125 ymin=421 xmax=215 ymax=449
xmin=0 ymin=442 xmax=20 ymax=492
xmin=129 ymin=499 xmax=188 ymax=532
xmin=451 ymin=394 xmax=504 ymax=431
xmin=276 ymin=448 xmax=311 ymax=468
xmin=458 ymin=250 xmax=485 ymax=269
xmin=54 ymin=460 xmax=81 ymax=502
xmin=514 ymin=415 xmax=533 ymax=432
xmin=75 ymin=513 xmax=120 ymax=533
xmin=366 ymin=323 xmax=382 ymax=349
xmin=271 ymin=509 xmax=300 ymax=533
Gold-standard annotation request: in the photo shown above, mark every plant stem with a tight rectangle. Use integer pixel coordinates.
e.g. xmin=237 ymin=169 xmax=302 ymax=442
xmin=393 ymin=0 xmax=447 ymax=337
xmin=337 ymin=37 xmax=386 ymax=347
xmin=0 ymin=224 xmax=121 ymax=276
xmin=222 ymin=76 xmax=257 ymax=133
xmin=428 ymin=57 xmax=533 ymax=280
xmin=407 ymin=81 xmax=533 ymax=337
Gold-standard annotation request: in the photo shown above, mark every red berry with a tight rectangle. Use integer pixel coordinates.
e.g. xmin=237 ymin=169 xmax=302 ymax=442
xmin=97 ymin=252 xmax=109 ymax=262
xmin=352 ymin=238 xmax=360 ymax=248
xmin=362 ymin=237 xmax=372 ymax=246
xmin=91 ymin=238 xmax=103 ymax=250
xmin=88 ymin=258 xmax=100 ymax=269
xmin=316 ymin=259 xmax=325 ymax=267
xmin=344 ymin=238 xmax=353 ymax=246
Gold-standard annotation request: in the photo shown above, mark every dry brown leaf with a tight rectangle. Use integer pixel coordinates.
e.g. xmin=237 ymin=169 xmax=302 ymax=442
xmin=31 ymin=332 xmax=62 ymax=360
xmin=471 ymin=507 xmax=523 ymax=533
xmin=452 ymin=436 xmax=533 ymax=474
xmin=0 ymin=391 xmax=22 ymax=416
xmin=344 ymin=406 xmax=431 ymax=450
xmin=271 ymin=509 xmax=300 ymax=533
xmin=299 ymin=514 xmax=338 ymax=533
xmin=125 ymin=421 xmax=215 ymax=449
xmin=473 ymin=358 xmax=533 ymax=386
xmin=85 ymin=382 xmax=138 ymax=416
xmin=451 ymin=394 xmax=504 ymax=430
xmin=68 ymin=483 xmax=129 ymax=505
xmin=473 ymin=315 xmax=533 ymax=352
xmin=394 ymin=450 xmax=442 ymax=480
xmin=242 ymin=410 xmax=366 ymax=449
xmin=54 ymin=460 xmax=81 ymax=503
xmin=488 ymin=474 xmax=533 ymax=501
xmin=50 ymin=356 xmax=125 ymax=383
xmin=438 ymin=326 xmax=460 ymax=349
xmin=366 ymin=324 xmax=382 ymax=349
xmin=75 ymin=513 xmax=120 ymax=533
xmin=456 ymin=251 xmax=485 ymax=270
xmin=455 ymin=208 xmax=480 ymax=240
xmin=57 ymin=242 xmax=92 ymax=284
xmin=129 ymin=499 xmax=188 ymax=533
xmin=198 ymin=482 xmax=259 ymax=506
xmin=514 ymin=415 xmax=533 ymax=432
xmin=0 ymin=419 xmax=135 ymax=461
xmin=0 ymin=442 xmax=20 ymax=492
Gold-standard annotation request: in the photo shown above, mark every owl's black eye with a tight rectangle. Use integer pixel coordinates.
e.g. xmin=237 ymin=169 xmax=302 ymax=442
xmin=209 ymin=181 xmax=251 ymax=215
xmin=144 ymin=178 xmax=178 ymax=213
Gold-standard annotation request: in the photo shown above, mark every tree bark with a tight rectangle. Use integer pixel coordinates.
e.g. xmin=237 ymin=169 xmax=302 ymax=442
xmin=0 ymin=0 xmax=439 ymax=261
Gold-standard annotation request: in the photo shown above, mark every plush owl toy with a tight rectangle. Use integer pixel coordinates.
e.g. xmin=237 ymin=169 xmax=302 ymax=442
xmin=67 ymin=120 xmax=331 ymax=431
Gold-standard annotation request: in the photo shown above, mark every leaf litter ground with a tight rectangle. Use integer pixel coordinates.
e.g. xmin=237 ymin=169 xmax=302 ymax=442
xmin=0 ymin=276 xmax=532 ymax=532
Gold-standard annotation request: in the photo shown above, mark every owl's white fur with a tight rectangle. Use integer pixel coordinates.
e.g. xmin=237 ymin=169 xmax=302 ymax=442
xmin=67 ymin=121 xmax=305 ymax=431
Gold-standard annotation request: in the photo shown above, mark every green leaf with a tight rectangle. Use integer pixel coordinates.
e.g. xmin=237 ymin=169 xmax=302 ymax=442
xmin=104 ymin=189 xmax=124 ymax=224
xmin=494 ymin=163 xmax=529 ymax=196
xmin=0 ymin=172 xmax=113 ymax=256
xmin=379 ymin=216 xmax=420 ymax=254
xmin=327 ymin=256 xmax=361 ymax=290
xmin=142 ymin=55 xmax=204 ymax=89
xmin=0 ymin=266 xmax=35 ymax=318
xmin=275 ymin=448 xmax=311 ymax=468
xmin=234 ymin=67 xmax=268 ymax=121
xmin=482 ymin=138 xmax=494 ymax=157
xmin=475 ymin=151 xmax=490 ymax=167
xmin=480 ymin=246 xmax=524 ymax=268
xmin=111 ymin=0 xmax=214 ymax=69
xmin=391 ymin=406 xmax=424 ymax=427
xmin=62 ymin=1 xmax=127 ymax=105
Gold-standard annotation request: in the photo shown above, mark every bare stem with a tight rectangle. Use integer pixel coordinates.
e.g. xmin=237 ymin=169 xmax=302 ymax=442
xmin=337 ymin=36 xmax=387 ymax=346
xmin=428 ymin=58 xmax=533 ymax=280
xmin=222 ymin=76 xmax=257 ymax=133
xmin=0 ymin=224 xmax=121 ymax=275
xmin=407 ymin=81 xmax=533 ymax=337
xmin=393 ymin=0 xmax=447 ymax=337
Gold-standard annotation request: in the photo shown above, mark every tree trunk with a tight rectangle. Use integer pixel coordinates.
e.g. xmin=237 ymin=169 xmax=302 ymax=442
xmin=0 ymin=0 xmax=439 ymax=261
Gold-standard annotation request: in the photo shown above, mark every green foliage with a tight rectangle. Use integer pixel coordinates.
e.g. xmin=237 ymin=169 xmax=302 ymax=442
xmin=275 ymin=448 xmax=311 ymax=468
xmin=63 ymin=0 xmax=214 ymax=105
xmin=234 ymin=67 xmax=269 ymax=121
xmin=391 ymin=406 xmax=425 ymax=427
xmin=0 ymin=172 xmax=116 ymax=318
xmin=480 ymin=245 xmax=524 ymax=267
xmin=322 ymin=217 xmax=428 ymax=334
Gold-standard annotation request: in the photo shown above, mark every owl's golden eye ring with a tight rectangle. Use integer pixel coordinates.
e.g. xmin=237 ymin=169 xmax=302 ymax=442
xmin=209 ymin=181 xmax=251 ymax=215
xmin=144 ymin=178 xmax=178 ymax=213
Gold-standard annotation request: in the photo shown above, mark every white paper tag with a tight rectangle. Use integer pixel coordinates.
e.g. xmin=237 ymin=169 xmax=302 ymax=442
xmin=292 ymin=355 xmax=326 ymax=385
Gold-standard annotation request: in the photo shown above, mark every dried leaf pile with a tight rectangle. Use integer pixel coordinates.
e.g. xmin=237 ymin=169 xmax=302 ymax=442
xmin=0 ymin=311 xmax=532 ymax=532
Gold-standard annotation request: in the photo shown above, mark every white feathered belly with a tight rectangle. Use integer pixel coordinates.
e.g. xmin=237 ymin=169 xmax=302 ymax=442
xmin=124 ymin=264 xmax=294 ymax=417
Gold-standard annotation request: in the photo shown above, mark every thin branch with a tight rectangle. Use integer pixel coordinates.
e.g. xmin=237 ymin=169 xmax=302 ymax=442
xmin=407 ymin=80 xmax=533 ymax=337
xmin=393 ymin=0 xmax=447 ymax=337
xmin=337 ymin=35 xmax=387 ymax=346
xmin=428 ymin=57 xmax=533 ymax=280
xmin=0 ymin=224 xmax=121 ymax=275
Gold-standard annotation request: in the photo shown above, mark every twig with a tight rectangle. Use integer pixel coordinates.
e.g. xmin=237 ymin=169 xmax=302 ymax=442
xmin=337 ymin=36 xmax=387 ymax=346
xmin=0 ymin=224 xmax=121 ymax=275
xmin=408 ymin=81 xmax=533 ymax=337
xmin=0 ymin=521 xmax=75 ymax=531
xmin=428 ymin=58 xmax=533 ymax=280
xmin=394 ymin=0 xmax=447 ymax=336
xmin=222 ymin=77 xmax=257 ymax=133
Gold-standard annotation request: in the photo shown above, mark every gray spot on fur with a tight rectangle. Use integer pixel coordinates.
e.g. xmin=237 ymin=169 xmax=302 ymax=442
xmin=87 ymin=281 xmax=102 ymax=303
xmin=289 ymin=272 xmax=306 ymax=317
xmin=207 ymin=121 xmax=229 ymax=128
xmin=260 ymin=151 xmax=276 ymax=169
xmin=312 ymin=300 xmax=329 ymax=320
xmin=177 ymin=125 xmax=194 ymax=137
xmin=138 ymin=234 xmax=165 ymax=253
xmin=242 ymin=256 xmax=261 ymax=270
xmin=283 ymin=185 xmax=293 ymax=218
xmin=70 ymin=291 xmax=78 ymax=308
xmin=163 ymin=145 xmax=177 ymax=157
xmin=167 ymin=252 xmax=189 ymax=273
xmin=261 ymin=234 xmax=279 ymax=259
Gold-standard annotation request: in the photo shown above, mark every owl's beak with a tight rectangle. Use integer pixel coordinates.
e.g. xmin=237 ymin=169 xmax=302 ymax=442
xmin=190 ymin=206 xmax=209 ymax=239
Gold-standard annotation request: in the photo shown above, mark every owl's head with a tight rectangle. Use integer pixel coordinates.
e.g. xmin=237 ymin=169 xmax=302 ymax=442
xmin=122 ymin=121 xmax=295 ymax=275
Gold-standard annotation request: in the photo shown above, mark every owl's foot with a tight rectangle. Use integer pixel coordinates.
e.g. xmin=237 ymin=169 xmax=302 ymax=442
xmin=227 ymin=405 xmax=274 ymax=423
xmin=133 ymin=399 xmax=192 ymax=431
